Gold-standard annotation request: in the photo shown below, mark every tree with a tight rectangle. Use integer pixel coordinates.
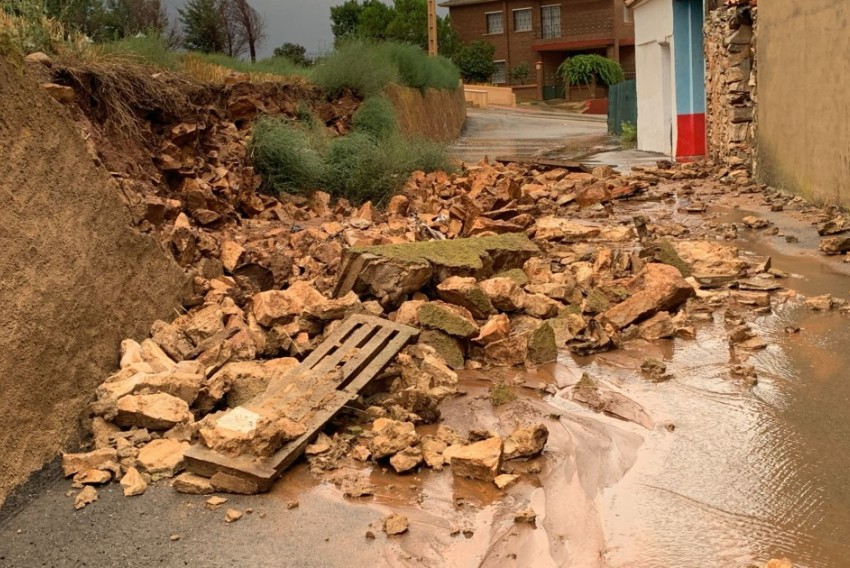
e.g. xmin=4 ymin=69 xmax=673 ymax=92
xmin=225 ymin=0 xmax=265 ymax=62
xmin=452 ymin=40 xmax=496 ymax=83
xmin=273 ymin=42 xmax=310 ymax=66
xmin=384 ymin=0 xmax=426 ymax=47
xmin=357 ymin=0 xmax=393 ymax=41
xmin=330 ymin=0 xmax=362 ymax=42
xmin=179 ymin=0 xmax=226 ymax=53
xmin=100 ymin=0 xmax=168 ymax=40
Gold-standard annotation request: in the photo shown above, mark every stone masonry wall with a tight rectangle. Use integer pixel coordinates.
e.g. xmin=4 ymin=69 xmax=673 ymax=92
xmin=704 ymin=4 xmax=758 ymax=180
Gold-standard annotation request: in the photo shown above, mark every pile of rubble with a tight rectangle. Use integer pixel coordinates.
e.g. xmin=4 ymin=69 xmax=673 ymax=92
xmin=57 ymin=155 xmax=818 ymax=511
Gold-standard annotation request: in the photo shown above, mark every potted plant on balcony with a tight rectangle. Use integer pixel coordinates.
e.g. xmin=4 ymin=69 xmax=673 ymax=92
xmin=557 ymin=54 xmax=625 ymax=101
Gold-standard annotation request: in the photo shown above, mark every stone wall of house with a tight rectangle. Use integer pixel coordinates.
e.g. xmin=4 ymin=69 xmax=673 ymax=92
xmin=704 ymin=4 xmax=758 ymax=180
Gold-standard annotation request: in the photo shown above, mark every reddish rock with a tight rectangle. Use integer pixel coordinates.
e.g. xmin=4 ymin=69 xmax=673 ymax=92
xmin=602 ymin=264 xmax=694 ymax=329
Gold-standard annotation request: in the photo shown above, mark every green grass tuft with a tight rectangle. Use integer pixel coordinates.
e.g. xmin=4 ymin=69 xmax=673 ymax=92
xmin=489 ymin=382 xmax=517 ymax=407
xmin=102 ymin=35 xmax=180 ymax=70
xmin=351 ymin=96 xmax=398 ymax=141
xmin=311 ymin=38 xmax=399 ymax=98
xmin=250 ymin=117 xmax=329 ymax=194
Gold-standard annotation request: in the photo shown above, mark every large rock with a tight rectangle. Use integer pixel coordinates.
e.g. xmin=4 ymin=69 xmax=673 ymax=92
xmin=473 ymin=314 xmax=511 ymax=345
xmin=479 ymin=277 xmax=526 ymax=312
xmin=252 ymin=283 xmax=358 ymax=326
xmin=534 ymin=217 xmax=602 ymax=242
xmin=114 ymin=393 xmax=193 ymax=431
xmin=448 ymin=436 xmax=503 ymax=481
xmin=198 ymin=407 xmax=306 ymax=458
xmin=369 ymin=419 xmax=419 ymax=459
xmin=436 ymin=277 xmax=495 ymax=319
xmin=418 ymin=330 xmax=465 ymax=370
xmin=203 ymin=357 xmax=299 ymax=410
xmin=137 ymin=439 xmax=190 ymax=478
xmin=418 ymin=301 xmax=479 ymax=339
xmin=602 ymin=264 xmax=694 ymax=329
xmin=503 ymin=424 xmax=548 ymax=460
xmin=61 ymin=448 xmax=118 ymax=477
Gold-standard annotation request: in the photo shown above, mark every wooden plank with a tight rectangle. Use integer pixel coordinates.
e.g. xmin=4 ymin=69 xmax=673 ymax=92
xmin=184 ymin=315 xmax=420 ymax=488
xmin=343 ymin=332 xmax=415 ymax=394
xmin=308 ymin=322 xmax=375 ymax=375
xmin=494 ymin=155 xmax=590 ymax=172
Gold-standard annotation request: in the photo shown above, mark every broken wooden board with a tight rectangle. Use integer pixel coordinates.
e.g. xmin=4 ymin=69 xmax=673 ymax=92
xmin=494 ymin=155 xmax=590 ymax=173
xmin=184 ymin=315 xmax=419 ymax=491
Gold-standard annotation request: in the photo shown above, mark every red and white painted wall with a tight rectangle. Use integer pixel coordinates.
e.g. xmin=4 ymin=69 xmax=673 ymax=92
xmin=630 ymin=0 xmax=706 ymax=159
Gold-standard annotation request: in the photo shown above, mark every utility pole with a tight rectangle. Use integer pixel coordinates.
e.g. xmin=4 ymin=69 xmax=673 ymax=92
xmin=427 ymin=0 xmax=438 ymax=55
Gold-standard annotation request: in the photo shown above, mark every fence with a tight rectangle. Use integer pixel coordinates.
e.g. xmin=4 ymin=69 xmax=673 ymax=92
xmin=607 ymin=79 xmax=637 ymax=135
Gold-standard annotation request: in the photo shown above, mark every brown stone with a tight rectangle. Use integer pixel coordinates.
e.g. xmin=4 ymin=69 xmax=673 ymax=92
xmin=602 ymin=264 xmax=694 ymax=329
xmin=389 ymin=446 xmax=423 ymax=473
xmin=198 ymin=407 xmax=306 ymax=458
xmin=522 ymin=293 xmax=562 ymax=319
xmin=62 ymin=448 xmax=118 ymax=477
xmin=503 ymin=424 xmax=548 ymax=460
xmin=210 ymin=471 xmax=261 ymax=495
xmin=114 ymin=393 xmax=192 ymax=431
xmin=436 ymin=276 xmax=495 ymax=319
xmin=220 ymin=240 xmax=246 ymax=273
xmin=120 ymin=467 xmax=148 ymax=496
xmin=369 ymin=419 xmax=419 ymax=459
xmin=136 ymin=439 xmax=190 ymax=478
xmin=534 ymin=217 xmax=601 ymax=242
xmin=473 ymin=314 xmax=511 ymax=345
xmin=421 ymin=437 xmax=448 ymax=470
xmin=448 ymin=436 xmax=503 ymax=482
xmin=41 ymin=83 xmax=75 ymax=104
xmin=514 ymin=506 xmax=536 ymax=525
xmin=479 ymin=277 xmax=526 ymax=312
xmin=225 ymin=509 xmax=243 ymax=523
xmin=150 ymin=320 xmax=194 ymax=361
xmin=494 ymin=473 xmax=520 ymax=489
xmin=72 ymin=469 xmax=112 ymax=485
xmin=214 ymin=357 xmax=299 ymax=408
xmin=74 ymin=486 xmax=98 ymax=510
xmin=173 ymin=472 xmax=215 ymax=495
xmin=638 ymin=311 xmax=675 ymax=341
xmin=384 ymin=513 xmax=409 ymax=535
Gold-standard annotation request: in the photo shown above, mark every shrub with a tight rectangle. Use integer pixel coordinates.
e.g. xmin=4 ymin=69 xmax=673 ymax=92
xmin=557 ymin=54 xmax=625 ymax=88
xmin=325 ymin=132 xmax=400 ymax=205
xmin=189 ymin=51 xmax=309 ymax=78
xmin=250 ymin=117 xmax=328 ymax=194
xmin=379 ymin=42 xmax=459 ymax=91
xmin=452 ymin=40 xmax=496 ymax=83
xmin=351 ymin=96 xmax=398 ymax=141
xmin=509 ymin=61 xmax=531 ymax=84
xmin=620 ymin=121 xmax=637 ymax=149
xmin=311 ymin=38 xmax=399 ymax=98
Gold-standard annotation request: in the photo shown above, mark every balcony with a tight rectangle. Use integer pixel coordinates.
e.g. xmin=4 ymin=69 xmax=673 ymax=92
xmin=534 ymin=10 xmax=616 ymax=50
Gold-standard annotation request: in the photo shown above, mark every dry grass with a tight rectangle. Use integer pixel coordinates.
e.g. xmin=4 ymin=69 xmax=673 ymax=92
xmin=55 ymin=59 xmax=193 ymax=137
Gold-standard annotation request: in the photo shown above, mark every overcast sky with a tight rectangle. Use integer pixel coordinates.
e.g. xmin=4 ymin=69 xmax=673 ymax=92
xmin=164 ymin=0 xmax=448 ymax=59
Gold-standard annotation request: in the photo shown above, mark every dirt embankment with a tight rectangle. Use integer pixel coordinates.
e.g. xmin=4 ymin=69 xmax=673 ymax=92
xmin=0 ymin=58 xmax=191 ymax=506
xmin=384 ymin=83 xmax=467 ymax=143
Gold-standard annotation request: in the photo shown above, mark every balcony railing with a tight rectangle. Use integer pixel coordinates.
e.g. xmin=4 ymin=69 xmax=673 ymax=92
xmin=535 ymin=11 xmax=615 ymax=44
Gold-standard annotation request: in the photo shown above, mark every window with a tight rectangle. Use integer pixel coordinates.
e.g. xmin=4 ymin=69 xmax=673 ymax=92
xmin=541 ymin=5 xmax=561 ymax=38
xmin=624 ymin=7 xmax=632 ymax=23
xmin=492 ymin=61 xmax=507 ymax=84
xmin=513 ymin=8 xmax=532 ymax=32
xmin=486 ymin=11 xmax=504 ymax=34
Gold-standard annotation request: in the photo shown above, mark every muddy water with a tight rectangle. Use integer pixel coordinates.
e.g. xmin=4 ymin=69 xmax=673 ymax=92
xmin=579 ymin=204 xmax=850 ymax=567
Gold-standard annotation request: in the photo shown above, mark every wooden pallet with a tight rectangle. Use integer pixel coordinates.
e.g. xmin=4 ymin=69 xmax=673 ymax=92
xmin=184 ymin=315 xmax=419 ymax=491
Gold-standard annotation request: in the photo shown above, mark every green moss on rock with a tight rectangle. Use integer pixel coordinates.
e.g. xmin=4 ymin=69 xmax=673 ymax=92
xmin=354 ymin=233 xmax=539 ymax=270
xmin=584 ymin=289 xmax=611 ymax=314
xmin=648 ymin=240 xmax=692 ymax=278
xmin=494 ymin=268 xmax=529 ymax=287
xmin=418 ymin=303 xmax=479 ymax=338
xmin=528 ymin=322 xmax=557 ymax=364
xmin=419 ymin=330 xmax=465 ymax=370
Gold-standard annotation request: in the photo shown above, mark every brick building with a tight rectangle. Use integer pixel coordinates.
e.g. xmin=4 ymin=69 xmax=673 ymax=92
xmin=440 ymin=0 xmax=636 ymax=100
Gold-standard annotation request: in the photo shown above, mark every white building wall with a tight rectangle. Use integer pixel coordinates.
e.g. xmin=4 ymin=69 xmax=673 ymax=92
xmin=633 ymin=0 xmax=676 ymax=155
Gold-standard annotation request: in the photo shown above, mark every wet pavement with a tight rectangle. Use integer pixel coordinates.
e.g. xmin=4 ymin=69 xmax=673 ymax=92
xmin=452 ymin=107 xmax=665 ymax=171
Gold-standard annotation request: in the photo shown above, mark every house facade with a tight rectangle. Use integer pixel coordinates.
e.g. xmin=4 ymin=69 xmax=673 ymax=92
xmin=628 ymin=0 xmax=706 ymax=158
xmin=440 ymin=0 xmax=636 ymax=101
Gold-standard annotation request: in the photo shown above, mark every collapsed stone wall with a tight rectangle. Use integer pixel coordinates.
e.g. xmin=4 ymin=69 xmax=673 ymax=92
xmin=384 ymin=83 xmax=467 ymax=143
xmin=0 ymin=58 xmax=191 ymax=507
xmin=704 ymin=4 xmax=758 ymax=180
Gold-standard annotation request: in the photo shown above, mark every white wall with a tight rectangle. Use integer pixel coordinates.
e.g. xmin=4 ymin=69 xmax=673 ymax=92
xmin=633 ymin=0 xmax=676 ymax=155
